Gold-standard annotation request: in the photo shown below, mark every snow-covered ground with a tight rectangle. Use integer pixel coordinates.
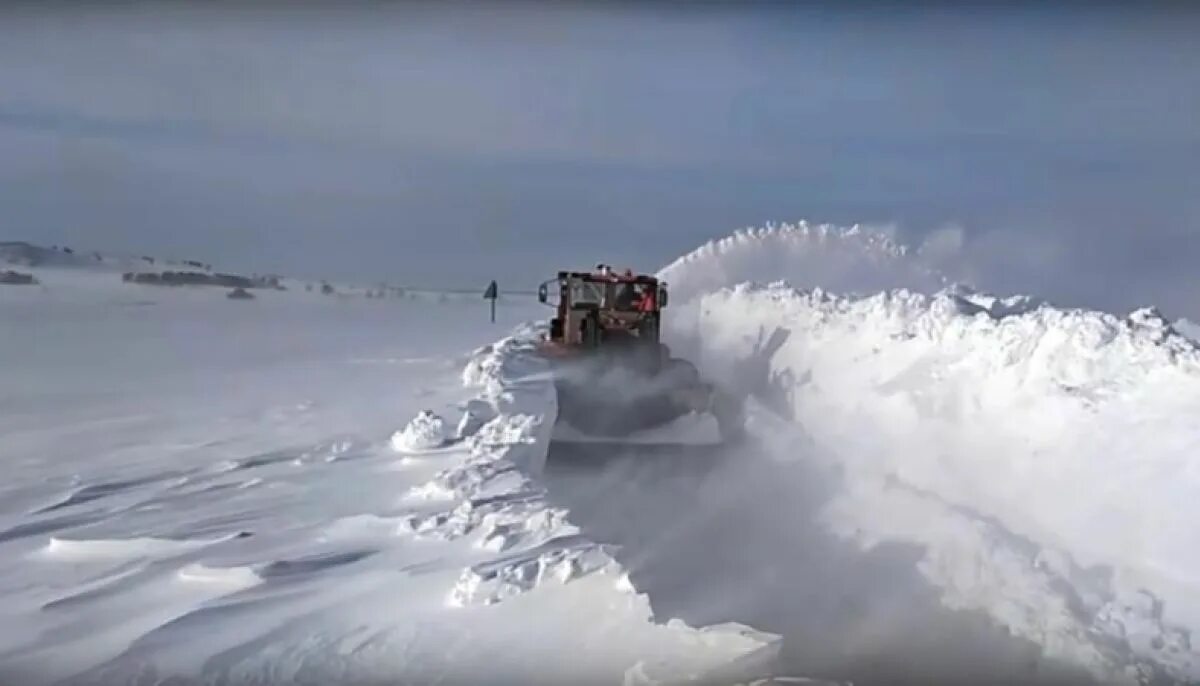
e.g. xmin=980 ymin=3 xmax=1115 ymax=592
xmin=0 ymin=268 xmax=778 ymax=685
xmin=5 ymin=224 xmax=1199 ymax=685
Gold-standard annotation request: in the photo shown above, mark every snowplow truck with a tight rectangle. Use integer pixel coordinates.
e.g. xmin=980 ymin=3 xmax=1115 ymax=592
xmin=537 ymin=268 xmax=743 ymax=443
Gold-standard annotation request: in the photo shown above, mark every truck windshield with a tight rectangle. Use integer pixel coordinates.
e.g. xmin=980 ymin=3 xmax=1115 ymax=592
xmin=614 ymin=283 xmax=650 ymax=311
xmin=569 ymin=280 xmax=605 ymax=305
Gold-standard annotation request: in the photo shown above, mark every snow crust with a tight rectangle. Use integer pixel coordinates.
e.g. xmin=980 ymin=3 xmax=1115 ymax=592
xmin=659 ymin=221 xmax=1200 ymax=684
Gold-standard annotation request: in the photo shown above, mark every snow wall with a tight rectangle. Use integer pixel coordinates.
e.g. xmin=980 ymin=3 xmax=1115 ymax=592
xmin=407 ymin=327 xmax=783 ymax=685
xmin=655 ymin=221 xmax=1200 ymax=684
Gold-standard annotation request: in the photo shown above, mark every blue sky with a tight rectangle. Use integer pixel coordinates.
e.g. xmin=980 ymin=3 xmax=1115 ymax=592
xmin=1 ymin=3 xmax=1197 ymax=315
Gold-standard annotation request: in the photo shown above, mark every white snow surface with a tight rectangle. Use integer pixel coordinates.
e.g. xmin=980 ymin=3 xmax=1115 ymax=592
xmin=8 ymin=224 xmax=1200 ymax=685
xmin=657 ymin=222 xmax=1200 ymax=684
xmin=0 ymin=268 xmax=778 ymax=685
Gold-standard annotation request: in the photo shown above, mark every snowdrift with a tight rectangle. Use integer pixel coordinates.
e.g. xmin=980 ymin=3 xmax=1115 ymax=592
xmin=657 ymin=222 xmax=1200 ymax=684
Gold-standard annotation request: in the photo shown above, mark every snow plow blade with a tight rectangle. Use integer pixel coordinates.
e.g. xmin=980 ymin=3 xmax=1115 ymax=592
xmin=545 ymin=349 xmax=745 ymax=452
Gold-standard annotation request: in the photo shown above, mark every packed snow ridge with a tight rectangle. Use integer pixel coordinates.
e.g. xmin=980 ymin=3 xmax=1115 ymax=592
xmin=402 ymin=331 xmax=694 ymax=616
xmin=391 ymin=325 xmax=781 ymax=678
xmin=395 ymin=330 xmax=612 ymax=605
xmin=656 ymin=220 xmax=1200 ymax=684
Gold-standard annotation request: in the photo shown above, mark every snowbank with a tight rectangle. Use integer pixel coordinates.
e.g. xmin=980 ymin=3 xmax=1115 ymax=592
xmin=658 ymin=222 xmax=1200 ymax=683
xmin=395 ymin=324 xmax=782 ymax=682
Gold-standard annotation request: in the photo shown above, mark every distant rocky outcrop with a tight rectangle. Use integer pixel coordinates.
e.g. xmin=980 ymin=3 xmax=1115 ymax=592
xmin=0 ymin=270 xmax=38 ymax=285
xmin=1 ymin=240 xmax=307 ymax=293
xmin=2 ymin=240 xmax=227 ymax=275
xmin=0 ymin=241 xmax=88 ymax=268
xmin=122 ymin=270 xmax=284 ymax=290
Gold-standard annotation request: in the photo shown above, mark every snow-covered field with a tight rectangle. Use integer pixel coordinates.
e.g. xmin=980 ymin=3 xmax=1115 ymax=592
xmin=0 ymin=268 xmax=777 ymax=685
xmin=4 ymin=224 xmax=1200 ymax=685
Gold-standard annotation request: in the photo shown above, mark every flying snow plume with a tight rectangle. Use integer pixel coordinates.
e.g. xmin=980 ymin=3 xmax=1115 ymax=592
xmin=657 ymin=221 xmax=947 ymax=304
xmin=655 ymin=220 xmax=953 ymax=363
xmin=647 ymin=221 xmax=1200 ymax=684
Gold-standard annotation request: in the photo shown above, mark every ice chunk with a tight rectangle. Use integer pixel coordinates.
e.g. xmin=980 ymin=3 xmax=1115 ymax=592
xmin=455 ymin=399 xmax=495 ymax=439
xmin=447 ymin=538 xmax=616 ymax=607
xmin=390 ymin=410 xmax=449 ymax=452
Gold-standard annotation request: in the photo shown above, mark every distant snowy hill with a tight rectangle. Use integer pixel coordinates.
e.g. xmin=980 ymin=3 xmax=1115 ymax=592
xmin=0 ymin=240 xmax=511 ymax=304
xmin=1 ymin=241 xmax=102 ymax=268
xmin=0 ymin=240 xmax=215 ymax=274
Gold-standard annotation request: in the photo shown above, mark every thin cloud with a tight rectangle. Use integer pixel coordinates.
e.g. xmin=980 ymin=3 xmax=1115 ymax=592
xmin=0 ymin=3 xmax=1197 ymax=315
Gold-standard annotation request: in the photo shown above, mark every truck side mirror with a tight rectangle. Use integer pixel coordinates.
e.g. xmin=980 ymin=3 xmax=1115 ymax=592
xmin=658 ymin=286 xmax=668 ymax=308
xmin=538 ymin=282 xmax=549 ymax=303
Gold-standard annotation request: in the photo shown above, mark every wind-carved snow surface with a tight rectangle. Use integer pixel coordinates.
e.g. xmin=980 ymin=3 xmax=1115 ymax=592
xmin=658 ymin=222 xmax=1200 ymax=685
xmin=0 ymin=275 xmax=781 ymax=686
